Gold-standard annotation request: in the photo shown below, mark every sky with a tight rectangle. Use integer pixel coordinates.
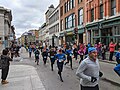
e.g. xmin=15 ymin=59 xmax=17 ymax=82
xmin=0 ymin=0 xmax=59 ymax=38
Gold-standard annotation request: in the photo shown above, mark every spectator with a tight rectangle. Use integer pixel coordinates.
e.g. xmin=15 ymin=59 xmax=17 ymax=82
xmin=1 ymin=49 xmax=12 ymax=84
xmin=109 ymin=41 xmax=117 ymax=61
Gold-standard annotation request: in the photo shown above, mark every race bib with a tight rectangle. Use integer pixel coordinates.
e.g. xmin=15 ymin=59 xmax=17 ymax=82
xmin=51 ymin=56 xmax=54 ymax=58
xmin=70 ymin=54 xmax=72 ymax=56
xmin=59 ymin=59 xmax=63 ymax=62
xmin=44 ymin=56 xmax=47 ymax=58
xmin=36 ymin=54 xmax=39 ymax=56
xmin=81 ymin=53 xmax=83 ymax=55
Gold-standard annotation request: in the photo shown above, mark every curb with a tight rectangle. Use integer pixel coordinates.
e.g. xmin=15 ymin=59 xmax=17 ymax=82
xmin=101 ymin=77 xmax=120 ymax=87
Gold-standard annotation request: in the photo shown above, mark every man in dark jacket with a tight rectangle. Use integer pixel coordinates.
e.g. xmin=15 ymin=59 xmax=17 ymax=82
xmin=1 ymin=49 xmax=12 ymax=84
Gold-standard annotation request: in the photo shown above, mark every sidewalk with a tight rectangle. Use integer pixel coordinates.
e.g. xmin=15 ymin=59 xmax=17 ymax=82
xmin=0 ymin=65 xmax=45 ymax=90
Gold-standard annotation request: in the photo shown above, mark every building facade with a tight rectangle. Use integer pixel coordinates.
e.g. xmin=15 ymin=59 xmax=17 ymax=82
xmin=48 ymin=5 xmax=60 ymax=47
xmin=0 ymin=6 xmax=13 ymax=51
xmin=85 ymin=0 xmax=120 ymax=47
xmin=59 ymin=0 xmax=85 ymax=46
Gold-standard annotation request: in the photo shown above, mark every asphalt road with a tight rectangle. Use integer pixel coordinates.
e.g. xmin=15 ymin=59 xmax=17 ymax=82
xmin=11 ymin=54 xmax=120 ymax=90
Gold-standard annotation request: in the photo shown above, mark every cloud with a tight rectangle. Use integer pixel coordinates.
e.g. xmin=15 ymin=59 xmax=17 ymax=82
xmin=0 ymin=0 xmax=59 ymax=38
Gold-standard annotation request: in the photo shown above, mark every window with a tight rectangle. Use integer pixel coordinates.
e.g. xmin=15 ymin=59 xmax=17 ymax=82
xmin=65 ymin=14 xmax=75 ymax=29
xmin=60 ymin=6 xmax=63 ymax=16
xmin=78 ymin=0 xmax=82 ymax=4
xmin=100 ymin=4 xmax=103 ymax=19
xmin=91 ymin=8 xmax=94 ymax=22
xmin=70 ymin=0 xmax=74 ymax=9
xmin=111 ymin=0 xmax=116 ymax=16
xmin=70 ymin=0 xmax=73 ymax=9
xmin=93 ymin=30 xmax=99 ymax=36
xmin=65 ymin=0 xmax=74 ymax=13
xmin=67 ymin=1 xmax=70 ymax=11
xmin=64 ymin=3 xmax=67 ymax=13
xmin=114 ymin=26 xmax=120 ymax=35
xmin=61 ymin=20 xmax=63 ymax=31
xmin=78 ymin=8 xmax=83 ymax=25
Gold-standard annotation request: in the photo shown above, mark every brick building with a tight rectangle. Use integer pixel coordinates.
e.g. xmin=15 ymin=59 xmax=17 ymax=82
xmin=59 ymin=0 xmax=85 ymax=46
xmin=59 ymin=0 xmax=120 ymax=47
xmin=85 ymin=0 xmax=120 ymax=47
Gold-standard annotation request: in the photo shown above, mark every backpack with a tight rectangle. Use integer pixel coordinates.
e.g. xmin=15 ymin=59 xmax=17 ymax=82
xmin=0 ymin=55 xmax=8 ymax=69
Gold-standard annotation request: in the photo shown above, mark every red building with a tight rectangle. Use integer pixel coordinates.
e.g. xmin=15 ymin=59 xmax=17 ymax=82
xmin=85 ymin=0 xmax=120 ymax=46
xmin=59 ymin=0 xmax=85 ymax=46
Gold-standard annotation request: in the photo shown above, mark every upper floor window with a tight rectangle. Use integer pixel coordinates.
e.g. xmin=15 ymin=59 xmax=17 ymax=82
xmin=78 ymin=8 xmax=83 ymax=25
xmin=65 ymin=14 xmax=75 ymax=29
xmin=64 ymin=3 xmax=67 ymax=13
xmin=67 ymin=1 xmax=70 ymax=11
xmin=70 ymin=0 xmax=75 ymax=9
xmin=100 ymin=4 xmax=103 ymax=19
xmin=61 ymin=20 xmax=63 ymax=31
xmin=65 ymin=0 xmax=75 ymax=13
xmin=78 ymin=0 xmax=82 ymax=4
xmin=91 ymin=8 xmax=94 ymax=22
xmin=60 ymin=6 xmax=63 ymax=16
xmin=111 ymin=0 xmax=116 ymax=16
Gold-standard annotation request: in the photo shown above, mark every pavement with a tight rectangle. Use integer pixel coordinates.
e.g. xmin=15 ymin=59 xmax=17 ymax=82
xmin=0 ymin=51 xmax=120 ymax=90
xmin=0 ymin=63 xmax=45 ymax=90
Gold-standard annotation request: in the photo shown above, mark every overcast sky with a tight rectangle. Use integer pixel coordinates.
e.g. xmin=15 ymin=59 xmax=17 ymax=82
xmin=0 ymin=0 xmax=59 ymax=38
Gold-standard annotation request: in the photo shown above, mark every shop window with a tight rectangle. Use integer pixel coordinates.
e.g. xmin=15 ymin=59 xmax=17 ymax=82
xmin=114 ymin=26 xmax=120 ymax=35
xmin=93 ymin=30 xmax=99 ymax=36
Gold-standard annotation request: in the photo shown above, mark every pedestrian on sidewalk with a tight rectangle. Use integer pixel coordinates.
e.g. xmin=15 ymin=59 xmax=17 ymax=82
xmin=55 ymin=49 xmax=66 ymax=82
xmin=101 ymin=44 xmax=106 ymax=60
xmin=76 ymin=47 xmax=103 ymax=90
xmin=109 ymin=40 xmax=117 ymax=61
xmin=1 ymin=49 xmax=12 ymax=84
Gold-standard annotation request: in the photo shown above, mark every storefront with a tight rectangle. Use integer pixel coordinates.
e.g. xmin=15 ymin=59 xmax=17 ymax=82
xmin=86 ymin=16 xmax=120 ymax=48
xmin=65 ymin=30 xmax=74 ymax=47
